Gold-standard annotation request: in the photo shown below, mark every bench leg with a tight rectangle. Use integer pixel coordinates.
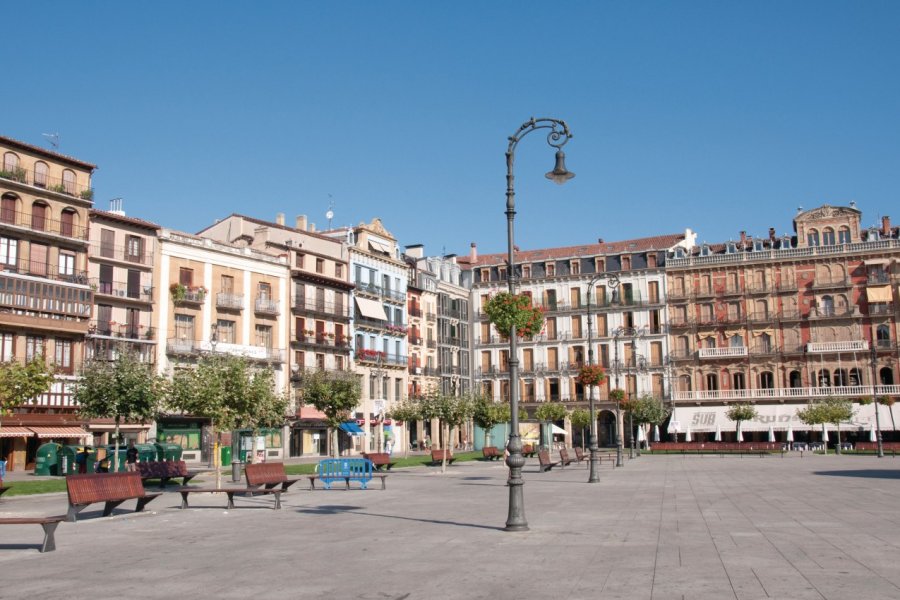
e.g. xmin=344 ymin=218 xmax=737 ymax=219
xmin=103 ymin=500 xmax=126 ymax=517
xmin=159 ymin=477 xmax=170 ymax=490
xmin=273 ymin=491 xmax=282 ymax=509
xmin=66 ymin=505 xmax=86 ymax=523
xmin=381 ymin=477 xmax=387 ymax=490
xmin=360 ymin=479 xmax=369 ymax=490
xmin=180 ymin=491 xmax=190 ymax=509
xmin=183 ymin=474 xmax=197 ymax=486
xmin=135 ymin=496 xmax=157 ymax=513
xmin=226 ymin=492 xmax=235 ymax=510
xmin=40 ymin=521 xmax=60 ymax=552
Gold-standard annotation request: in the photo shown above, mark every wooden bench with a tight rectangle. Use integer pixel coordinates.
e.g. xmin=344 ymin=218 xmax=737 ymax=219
xmin=537 ymin=450 xmax=559 ymax=472
xmin=522 ymin=445 xmax=536 ymax=458
xmin=138 ymin=460 xmax=204 ymax=489
xmin=0 ymin=484 xmax=9 ymax=497
xmin=362 ymin=452 xmax=396 ymax=471
xmin=0 ymin=516 xmax=66 ymax=552
xmin=66 ymin=472 xmax=162 ymax=522
xmin=482 ymin=446 xmax=503 ymax=461
xmin=175 ymin=485 xmax=283 ymax=510
xmin=307 ymin=458 xmax=386 ymax=490
xmin=574 ymin=447 xmax=590 ymax=464
xmin=427 ymin=449 xmax=455 ymax=466
xmin=245 ymin=462 xmax=302 ymax=491
xmin=558 ymin=448 xmax=576 ymax=467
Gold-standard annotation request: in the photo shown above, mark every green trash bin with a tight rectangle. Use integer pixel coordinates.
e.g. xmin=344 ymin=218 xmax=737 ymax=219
xmin=60 ymin=445 xmax=92 ymax=475
xmin=220 ymin=445 xmax=232 ymax=467
xmin=135 ymin=443 xmax=157 ymax=463
xmin=103 ymin=446 xmax=128 ymax=472
xmin=35 ymin=443 xmax=61 ymax=476
xmin=162 ymin=443 xmax=183 ymax=462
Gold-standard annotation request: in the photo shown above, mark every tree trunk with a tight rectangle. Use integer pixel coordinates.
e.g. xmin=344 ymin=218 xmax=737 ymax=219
xmin=251 ymin=429 xmax=261 ymax=464
xmin=213 ymin=424 xmax=221 ymax=490
xmin=441 ymin=422 xmax=449 ymax=474
xmin=888 ymin=404 xmax=896 ymax=432
xmin=113 ymin=416 xmax=121 ymax=472
xmin=835 ymin=424 xmax=842 ymax=455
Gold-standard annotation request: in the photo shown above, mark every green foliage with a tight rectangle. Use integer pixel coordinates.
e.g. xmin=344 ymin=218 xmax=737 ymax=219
xmin=626 ymin=394 xmax=671 ymax=425
xmin=389 ymin=397 xmax=422 ymax=425
xmin=569 ymin=408 xmax=593 ymax=430
xmin=0 ymin=357 xmax=55 ymax=417
xmin=797 ymin=397 xmax=854 ymax=428
xmin=534 ymin=401 xmax=567 ymax=423
xmin=76 ymin=351 xmax=166 ymax=424
xmin=483 ymin=292 xmax=545 ymax=337
xmin=726 ymin=403 xmax=758 ymax=424
xmin=797 ymin=402 xmax=828 ymax=426
xmin=609 ymin=388 xmax=626 ymax=403
xmin=472 ymin=395 xmax=504 ymax=431
xmin=297 ymin=369 xmax=361 ymax=429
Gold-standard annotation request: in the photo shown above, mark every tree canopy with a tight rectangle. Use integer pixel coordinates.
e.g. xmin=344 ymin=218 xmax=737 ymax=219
xmin=0 ymin=357 xmax=55 ymax=421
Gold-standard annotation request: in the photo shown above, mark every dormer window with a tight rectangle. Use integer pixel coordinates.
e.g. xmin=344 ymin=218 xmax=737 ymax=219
xmin=546 ymin=263 xmax=555 ymax=277
xmin=700 ymin=244 xmax=710 ymax=257
xmin=753 ymin=239 xmax=764 ymax=252
xmin=781 ymin=235 xmax=792 ymax=249
xmin=674 ymin=247 xmax=685 ymax=259
xmin=726 ymin=242 xmax=737 ymax=254
xmin=480 ymin=268 xmax=490 ymax=282
xmin=522 ymin=265 xmax=531 ymax=279
xmin=621 ymin=255 xmax=631 ymax=270
xmin=570 ymin=260 xmax=580 ymax=275
xmin=868 ymin=227 xmax=880 ymax=241
xmin=595 ymin=257 xmax=606 ymax=272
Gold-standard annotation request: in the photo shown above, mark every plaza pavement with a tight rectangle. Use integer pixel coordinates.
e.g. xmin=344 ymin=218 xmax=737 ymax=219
xmin=1 ymin=453 xmax=899 ymax=600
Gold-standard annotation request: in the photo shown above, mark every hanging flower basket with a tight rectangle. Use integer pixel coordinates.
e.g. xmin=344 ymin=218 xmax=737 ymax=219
xmin=576 ymin=364 xmax=606 ymax=386
xmin=483 ymin=292 xmax=544 ymax=337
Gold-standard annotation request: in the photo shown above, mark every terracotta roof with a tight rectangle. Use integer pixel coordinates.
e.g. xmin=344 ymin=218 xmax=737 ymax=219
xmin=467 ymin=233 xmax=685 ymax=268
xmin=0 ymin=135 xmax=97 ymax=170
xmin=90 ymin=209 xmax=160 ymax=230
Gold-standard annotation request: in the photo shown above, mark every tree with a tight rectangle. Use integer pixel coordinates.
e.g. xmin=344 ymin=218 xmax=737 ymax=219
xmin=534 ymin=401 xmax=568 ymax=452
xmin=797 ymin=401 xmax=830 ymax=454
xmin=388 ymin=398 xmax=421 ymax=458
xmin=168 ymin=353 xmax=287 ymax=488
xmin=820 ymin=396 xmax=854 ymax=455
xmin=472 ymin=395 xmax=505 ymax=447
xmin=296 ymin=369 xmax=361 ymax=459
xmin=726 ymin=403 xmax=758 ymax=442
xmin=239 ymin=365 xmax=289 ymax=464
xmin=569 ymin=408 xmax=593 ymax=451
xmin=627 ymin=394 xmax=671 ymax=451
xmin=76 ymin=351 xmax=168 ymax=471
xmin=418 ymin=392 xmax=474 ymax=472
xmin=0 ymin=357 xmax=55 ymax=443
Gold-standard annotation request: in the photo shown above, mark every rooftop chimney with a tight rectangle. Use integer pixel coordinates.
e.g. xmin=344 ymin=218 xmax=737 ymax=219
xmin=276 ymin=213 xmax=285 ymax=226
xmin=883 ymin=215 xmax=891 ymax=236
xmin=296 ymin=215 xmax=307 ymax=231
xmin=310 ymin=223 xmax=316 ymax=233
xmin=739 ymin=230 xmax=747 ymax=247
xmin=109 ymin=198 xmax=125 ymax=216
xmin=769 ymin=227 xmax=776 ymax=241
xmin=470 ymin=242 xmax=477 ymax=262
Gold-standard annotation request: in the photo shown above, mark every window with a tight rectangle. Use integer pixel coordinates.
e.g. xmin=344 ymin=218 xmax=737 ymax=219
xmin=179 ymin=268 xmax=193 ymax=287
xmin=258 ymin=282 xmax=272 ymax=300
xmin=29 ymin=243 xmax=48 ymax=276
xmin=807 ymin=229 xmax=820 ymax=246
xmin=621 ymin=255 xmax=631 ymax=270
xmin=62 ymin=169 xmax=76 ymax=195
xmin=838 ymin=227 xmax=851 ymax=244
xmin=54 ymin=339 xmax=73 ymax=372
xmin=31 ymin=202 xmax=47 ymax=231
xmin=0 ymin=236 xmax=17 ymax=268
xmin=498 ymin=266 xmax=507 ymax=281
xmin=217 ymin=320 xmax=235 ymax=344
xmin=174 ymin=314 xmax=195 ymax=341
xmin=759 ymin=371 xmax=775 ymax=389
xmin=255 ymin=325 xmax=273 ymax=349
xmin=1 ymin=194 xmax=16 ymax=223
xmin=3 ymin=152 xmax=19 ymax=172
xmin=335 ymin=355 xmax=345 ymax=370
xmin=480 ymin=268 xmax=490 ymax=282
xmin=126 ymin=236 xmax=143 ymax=262
xmin=335 ymin=263 xmax=343 ymax=278
xmin=316 ymin=258 xmax=324 ymax=274
xmin=26 ymin=336 xmax=45 ymax=362
xmin=570 ymin=260 xmax=580 ymax=275
xmin=100 ymin=228 xmax=115 ymax=257
xmin=705 ymin=373 xmax=718 ymax=391
xmin=221 ymin=275 xmax=234 ymax=294
xmin=822 ymin=228 xmax=835 ymax=246
xmin=732 ymin=372 xmax=745 ymax=390
xmin=295 ymin=253 xmax=305 ymax=268
xmin=0 ymin=333 xmax=13 ymax=362
xmin=522 ymin=265 xmax=531 ymax=279
xmin=545 ymin=263 xmax=555 ymax=277
xmin=60 ymin=209 xmax=75 ymax=237
xmin=34 ymin=161 xmax=48 ymax=188
xmin=316 ymin=353 xmax=325 ymax=370
xmin=58 ymin=252 xmax=75 ymax=277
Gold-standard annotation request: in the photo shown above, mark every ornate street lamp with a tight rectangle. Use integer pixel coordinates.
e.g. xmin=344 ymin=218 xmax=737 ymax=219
xmin=504 ymin=117 xmax=574 ymax=532
xmin=586 ymin=273 xmax=618 ymax=483
xmin=869 ymin=343 xmax=884 ymax=458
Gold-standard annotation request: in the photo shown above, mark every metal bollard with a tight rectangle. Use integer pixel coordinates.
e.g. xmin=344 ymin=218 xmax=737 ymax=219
xmin=231 ymin=459 xmax=241 ymax=482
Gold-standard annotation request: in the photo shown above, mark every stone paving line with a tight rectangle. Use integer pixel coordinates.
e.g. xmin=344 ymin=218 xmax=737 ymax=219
xmin=0 ymin=454 xmax=898 ymax=600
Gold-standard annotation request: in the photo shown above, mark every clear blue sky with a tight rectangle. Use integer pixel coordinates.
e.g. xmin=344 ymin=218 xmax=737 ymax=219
xmin=6 ymin=1 xmax=899 ymax=255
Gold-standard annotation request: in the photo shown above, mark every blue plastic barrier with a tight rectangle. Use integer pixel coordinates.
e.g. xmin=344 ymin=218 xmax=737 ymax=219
xmin=317 ymin=458 xmax=373 ymax=489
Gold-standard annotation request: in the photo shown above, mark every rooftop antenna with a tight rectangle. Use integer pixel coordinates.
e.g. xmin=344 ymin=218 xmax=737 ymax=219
xmin=325 ymin=195 xmax=334 ymax=229
xmin=42 ymin=132 xmax=59 ymax=150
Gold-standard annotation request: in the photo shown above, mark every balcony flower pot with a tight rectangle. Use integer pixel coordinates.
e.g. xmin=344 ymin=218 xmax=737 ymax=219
xmin=484 ymin=292 xmax=545 ymax=338
xmin=575 ymin=364 xmax=607 ymax=386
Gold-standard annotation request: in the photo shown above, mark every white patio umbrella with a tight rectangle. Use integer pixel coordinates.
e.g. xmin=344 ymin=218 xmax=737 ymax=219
xmin=768 ymin=425 xmax=775 ymax=443
xmin=822 ymin=424 xmax=829 ymax=442
xmin=685 ymin=426 xmax=693 ymax=442
xmin=786 ymin=424 xmax=794 ymax=443
xmin=869 ymin=424 xmax=877 ymax=442
xmin=714 ymin=424 xmax=722 ymax=442
xmin=736 ymin=422 xmax=743 ymax=442
xmin=653 ymin=425 xmax=660 ymax=442
xmin=637 ymin=425 xmax=645 ymax=443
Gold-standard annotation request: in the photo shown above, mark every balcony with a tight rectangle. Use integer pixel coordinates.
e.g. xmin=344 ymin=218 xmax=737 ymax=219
xmin=745 ymin=283 xmax=771 ymax=295
xmin=89 ymin=320 xmax=155 ymax=341
xmin=293 ymin=333 xmax=351 ymax=352
xmin=1 ymin=261 xmax=89 ymax=285
xmin=746 ymin=311 xmax=774 ymax=324
xmin=216 ymin=292 xmax=244 ymax=310
xmin=90 ymin=279 xmax=153 ymax=303
xmin=169 ymin=284 xmax=206 ymax=305
xmin=167 ymin=338 xmax=200 ymax=356
xmin=674 ymin=384 xmax=900 ymax=403
xmin=698 ymin=347 xmax=748 ymax=359
xmin=408 ymin=306 xmax=423 ymax=318
xmin=0 ymin=163 xmax=93 ymax=199
xmin=254 ymin=297 xmax=279 ymax=315
xmin=776 ymin=279 xmax=798 ymax=292
xmin=90 ymin=242 xmax=152 ymax=266
xmin=0 ymin=207 xmax=89 ymax=241
xmin=0 ymin=273 xmax=92 ymax=320
xmin=806 ymin=340 xmax=868 ymax=353
xmin=749 ymin=343 xmax=777 ymax=356
xmin=354 ymin=316 xmax=388 ymax=331
xmin=808 ymin=306 xmax=860 ymax=320
xmin=667 ymin=288 xmax=692 ymax=301
xmin=292 ymin=296 xmax=351 ymax=320
xmin=812 ymin=276 xmax=850 ymax=290
xmin=869 ymin=303 xmax=894 ymax=316
xmin=355 ymin=282 xmax=405 ymax=304
xmin=867 ymin=272 xmax=891 ymax=285
xmin=354 ymin=350 xmax=407 ymax=367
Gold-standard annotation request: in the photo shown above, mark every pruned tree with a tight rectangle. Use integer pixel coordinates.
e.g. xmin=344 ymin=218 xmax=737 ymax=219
xmin=388 ymin=397 xmax=421 ymax=458
xmin=76 ymin=351 xmax=168 ymax=471
xmin=569 ymin=408 xmax=593 ymax=451
xmin=797 ymin=401 xmax=829 ymax=454
xmin=472 ymin=394 xmax=505 ymax=448
xmin=627 ymin=394 xmax=671 ymax=451
xmin=821 ymin=396 xmax=854 ymax=454
xmin=0 ymin=356 xmax=55 ymax=442
xmin=239 ymin=365 xmax=289 ymax=464
xmin=296 ymin=369 xmax=361 ymax=459
xmin=726 ymin=403 xmax=758 ymax=442
xmin=534 ymin=401 xmax=568 ymax=452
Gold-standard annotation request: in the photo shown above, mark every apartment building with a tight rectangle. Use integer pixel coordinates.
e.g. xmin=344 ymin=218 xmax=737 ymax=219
xmin=198 ymin=213 xmax=352 ymax=457
xmin=468 ymin=232 xmax=690 ymax=447
xmin=154 ymin=228 xmax=290 ymax=462
xmin=326 ymin=218 xmax=408 ymax=453
xmin=85 ymin=201 xmax=160 ymax=443
xmin=0 ymin=136 xmax=95 ymax=470
xmin=665 ymin=204 xmax=899 ymax=442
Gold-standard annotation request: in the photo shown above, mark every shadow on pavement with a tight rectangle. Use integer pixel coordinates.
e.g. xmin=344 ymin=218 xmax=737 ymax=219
xmin=296 ymin=506 xmax=504 ymax=531
xmin=814 ymin=469 xmax=900 ymax=479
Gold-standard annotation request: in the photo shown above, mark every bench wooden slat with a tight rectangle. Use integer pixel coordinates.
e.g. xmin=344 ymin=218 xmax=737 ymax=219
xmin=361 ymin=453 xmax=396 ymax=471
xmin=176 ymin=487 xmax=282 ymax=510
xmin=66 ymin=472 xmax=161 ymax=522
xmin=538 ymin=450 xmax=559 ymax=472
xmin=245 ymin=462 xmax=301 ymax=491
xmin=0 ymin=516 xmax=65 ymax=552
xmin=428 ymin=450 xmax=455 ymax=466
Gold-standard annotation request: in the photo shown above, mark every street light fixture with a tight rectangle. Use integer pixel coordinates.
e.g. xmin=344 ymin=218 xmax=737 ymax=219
xmin=586 ymin=273 xmax=618 ymax=483
xmin=504 ymin=117 xmax=574 ymax=532
xmin=869 ymin=343 xmax=885 ymax=458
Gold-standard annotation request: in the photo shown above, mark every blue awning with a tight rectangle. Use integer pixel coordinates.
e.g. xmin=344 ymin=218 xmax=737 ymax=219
xmin=339 ymin=422 xmax=365 ymax=435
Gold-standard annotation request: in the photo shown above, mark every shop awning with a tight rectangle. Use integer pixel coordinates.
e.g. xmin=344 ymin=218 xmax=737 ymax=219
xmin=672 ymin=403 xmax=887 ymax=433
xmin=551 ymin=424 xmax=567 ymax=436
xmin=355 ymin=297 xmax=387 ymax=320
xmin=0 ymin=426 xmax=34 ymax=438
xmin=339 ymin=422 xmax=365 ymax=436
xmin=866 ymin=286 xmax=892 ymax=303
xmin=28 ymin=426 xmax=90 ymax=439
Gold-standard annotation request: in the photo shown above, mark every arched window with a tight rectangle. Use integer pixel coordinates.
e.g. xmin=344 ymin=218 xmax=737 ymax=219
xmin=758 ymin=332 xmax=772 ymax=353
xmin=838 ymin=227 xmax=851 ymax=244
xmin=820 ymin=295 xmax=834 ymax=316
xmin=705 ymin=373 xmax=718 ymax=391
xmin=789 ymin=370 xmax=802 ymax=388
xmin=817 ymin=370 xmax=831 ymax=387
xmin=833 ymin=369 xmax=848 ymax=387
xmin=822 ymin=228 xmax=836 ymax=246
xmin=62 ymin=169 xmax=76 ymax=195
xmin=34 ymin=161 xmax=49 ymax=188
xmin=2 ymin=152 xmax=19 ymax=172
xmin=679 ymin=374 xmax=692 ymax=392
xmin=879 ymin=367 xmax=894 ymax=386
xmin=758 ymin=371 xmax=775 ymax=389
xmin=732 ymin=372 xmax=745 ymax=390
xmin=60 ymin=208 xmax=76 ymax=237
xmin=1 ymin=193 xmax=17 ymax=224
xmin=807 ymin=229 xmax=820 ymax=246
xmin=877 ymin=324 xmax=890 ymax=347
xmin=730 ymin=334 xmax=744 ymax=347
xmin=849 ymin=368 xmax=862 ymax=386
xmin=31 ymin=202 xmax=48 ymax=231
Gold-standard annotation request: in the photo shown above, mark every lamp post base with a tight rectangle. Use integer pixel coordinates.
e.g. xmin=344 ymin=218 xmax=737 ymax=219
xmin=616 ymin=443 xmax=624 ymax=467
xmin=505 ymin=435 xmax=529 ymax=532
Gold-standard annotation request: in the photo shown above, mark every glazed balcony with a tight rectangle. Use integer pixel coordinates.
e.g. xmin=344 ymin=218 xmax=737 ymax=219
xmin=0 ymin=272 xmax=92 ymax=321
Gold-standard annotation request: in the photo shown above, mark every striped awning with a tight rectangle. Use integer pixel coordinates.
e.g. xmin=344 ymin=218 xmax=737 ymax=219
xmin=28 ymin=427 xmax=90 ymax=439
xmin=0 ymin=427 xmax=34 ymax=438
xmin=866 ymin=286 xmax=892 ymax=303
